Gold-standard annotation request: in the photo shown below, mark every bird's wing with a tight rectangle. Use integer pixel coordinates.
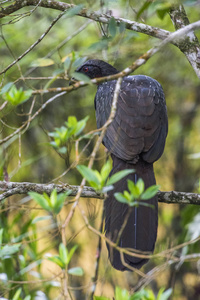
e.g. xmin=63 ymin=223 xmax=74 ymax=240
xmin=95 ymin=75 xmax=168 ymax=163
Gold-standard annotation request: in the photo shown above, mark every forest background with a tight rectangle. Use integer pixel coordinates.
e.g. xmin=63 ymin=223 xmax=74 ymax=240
xmin=0 ymin=0 xmax=200 ymax=299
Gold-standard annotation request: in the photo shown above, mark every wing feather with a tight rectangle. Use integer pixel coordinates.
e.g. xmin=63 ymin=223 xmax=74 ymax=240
xmin=95 ymin=75 xmax=168 ymax=163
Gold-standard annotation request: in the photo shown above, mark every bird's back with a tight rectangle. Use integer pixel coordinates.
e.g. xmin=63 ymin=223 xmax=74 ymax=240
xmin=95 ymin=75 xmax=168 ymax=163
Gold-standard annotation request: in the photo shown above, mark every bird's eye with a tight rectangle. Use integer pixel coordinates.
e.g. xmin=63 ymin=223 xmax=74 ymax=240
xmin=83 ymin=66 xmax=89 ymax=72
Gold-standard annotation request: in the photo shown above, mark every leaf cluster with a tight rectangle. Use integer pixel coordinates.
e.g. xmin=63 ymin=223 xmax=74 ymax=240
xmin=1 ymin=83 xmax=32 ymax=106
xmin=49 ymin=115 xmax=89 ymax=155
xmin=77 ymin=160 xmax=134 ymax=192
xmin=29 ymin=189 xmax=71 ymax=214
xmin=115 ymin=178 xmax=160 ymax=207
xmin=47 ymin=243 xmax=83 ymax=276
xmin=94 ymin=286 xmax=172 ymax=300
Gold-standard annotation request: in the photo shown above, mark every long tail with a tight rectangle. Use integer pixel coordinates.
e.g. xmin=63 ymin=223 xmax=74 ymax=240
xmin=104 ymin=155 xmax=158 ymax=271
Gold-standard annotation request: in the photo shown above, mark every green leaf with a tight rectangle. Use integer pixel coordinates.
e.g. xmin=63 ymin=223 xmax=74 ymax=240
xmin=65 ymin=4 xmax=84 ymax=18
xmin=50 ymin=189 xmax=57 ymax=208
xmin=58 ymin=146 xmax=67 ymax=154
xmin=67 ymin=116 xmax=77 ymax=127
xmin=156 ymin=3 xmax=172 ymax=19
xmin=77 ymin=165 xmax=101 ymax=187
xmin=32 ymin=215 xmax=52 ymax=224
xmin=136 ymin=1 xmax=152 ymax=20
xmin=29 ymin=192 xmax=50 ymax=211
xmin=13 ymin=287 xmax=22 ymax=300
xmin=0 ymin=228 xmax=3 ymax=246
xmin=0 ymin=82 xmax=14 ymax=94
xmin=67 ymin=244 xmax=78 ymax=264
xmin=68 ymin=267 xmax=84 ymax=276
xmin=71 ymin=71 xmax=91 ymax=83
xmin=136 ymin=178 xmax=145 ymax=194
xmin=0 ymin=243 xmax=21 ymax=259
xmin=24 ymin=296 xmax=31 ymax=300
xmin=107 ymin=169 xmax=134 ymax=186
xmin=53 ymin=190 xmax=71 ymax=214
xmin=47 ymin=256 xmax=65 ymax=269
xmin=141 ymin=185 xmax=160 ymax=200
xmin=59 ymin=243 xmax=68 ymax=265
xmin=2 ymin=85 xmax=32 ymax=105
xmin=108 ymin=17 xmax=117 ymax=38
xmin=114 ymin=192 xmax=129 ymax=204
xmin=74 ymin=116 xmax=89 ymax=136
xmin=31 ymin=58 xmax=54 ymax=67
xmin=100 ymin=160 xmax=112 ymax=182
xmin=115 ymin=286 xmax=129 ymax=300
xmin=127 ymin=179 xmax=141 ymax=198
xmin=64 ymin=56 xmax=71 ymax=70
xmin=157 ymin=288 xmax=172 ymax=300
xmin=72 ymin=57 xmax=87 ymax=71
xmin=129 ymin=289 xmax=152 ymax=300
xmin=119 ymin=22 xmax=126 ymax=34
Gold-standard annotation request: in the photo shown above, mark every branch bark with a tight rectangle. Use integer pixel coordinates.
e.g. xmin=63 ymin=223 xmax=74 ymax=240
xmin=169 ymin=5 xmax=200 ymax=78
xmin=0 ymin=181 xmax=200 ymax=205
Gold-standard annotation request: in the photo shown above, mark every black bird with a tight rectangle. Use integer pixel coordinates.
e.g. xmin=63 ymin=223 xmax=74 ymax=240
xmin=76 ymin=59 xmax=168 ymax=271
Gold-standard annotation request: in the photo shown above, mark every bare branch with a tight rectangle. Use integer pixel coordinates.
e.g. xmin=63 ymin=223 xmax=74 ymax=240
xmin=0 ymin=9 xmax=66 ymax=75
xmin=0 ymin=181 xmax=200 ymax=205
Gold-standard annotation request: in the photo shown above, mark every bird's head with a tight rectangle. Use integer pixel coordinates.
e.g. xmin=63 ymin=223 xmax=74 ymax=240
xmin=76 ymin=59 xmax=118 ymax=79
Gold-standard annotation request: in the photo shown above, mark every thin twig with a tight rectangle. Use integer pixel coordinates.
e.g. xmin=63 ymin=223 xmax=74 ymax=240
xmin=0 ymin=9 xmax=67 ymax=75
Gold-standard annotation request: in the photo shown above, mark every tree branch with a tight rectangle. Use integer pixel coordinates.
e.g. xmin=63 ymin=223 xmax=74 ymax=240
xmin=0 ymin=0 xmax=170 ymax=40
xmin=169 ymin=5 xmax=200 ymax=78
xmin=0 ymin=181 xmax=200 ymax=205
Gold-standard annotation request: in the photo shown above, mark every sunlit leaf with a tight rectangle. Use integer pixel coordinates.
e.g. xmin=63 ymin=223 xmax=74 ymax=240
xmin=2 ymin=85 xmax=32 ymax=105
xmin=100 ymin=160 xmax=112 ymax=182
xmin=47 ymin=256 xmax=65 ymax=269
xmin=136 ymin=178 xmax=145 ymax=194
xmin=115 ymin=286 xmax=129 ymax=300
xmin=68 ymin=267 xmax=84 ymax=276
xmin=114 ymin=193 xmax=129 ymax=204
xmin=157 ymin=287 xmax=172 ymax=300
xmin=67 ymin=245 xmax=78 ymax=264
xmin=28 ymin=192 xmax=50 ymax=211
xmin=77 ymin=165 xmax=101 ymax=187
xmin=31 ymin=58 xmax=54 ymax=67
xmin=13 ymin=287 xmax=22 ymax=300
xmin=141 ymin=185 xmax=160 ymax=200
xmin=107 ymin=169 xmax=134 ymax=186
xmin=59 ymin=243 xmax=68 ymax=265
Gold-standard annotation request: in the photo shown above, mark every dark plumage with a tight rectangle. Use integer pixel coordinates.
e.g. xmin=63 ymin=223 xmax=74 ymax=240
xmin=76 ymin=59 xmax=168 ymax=271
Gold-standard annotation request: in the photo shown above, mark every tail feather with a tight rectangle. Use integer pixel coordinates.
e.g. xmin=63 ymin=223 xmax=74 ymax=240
xmin=104 ymin=155 xmax=158 ymax=271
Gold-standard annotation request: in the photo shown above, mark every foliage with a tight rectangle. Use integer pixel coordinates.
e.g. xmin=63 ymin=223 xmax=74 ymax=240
xmin=77 ymin=160 xmax=134 ymax=192
xmin=29 ymin=189 xmax=71 ymax=214
xmin=114 ymin=178 xmax=160 ymax=206
xmin=94 ymin=286 xmax=172 ymax=300
xmin=1 ymin=83 xmax=32 ymax=106
xmin=47 ymin=243 xmax=84 ymax=276
xmin=49 ymin=115 xmax=89 ymax=155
